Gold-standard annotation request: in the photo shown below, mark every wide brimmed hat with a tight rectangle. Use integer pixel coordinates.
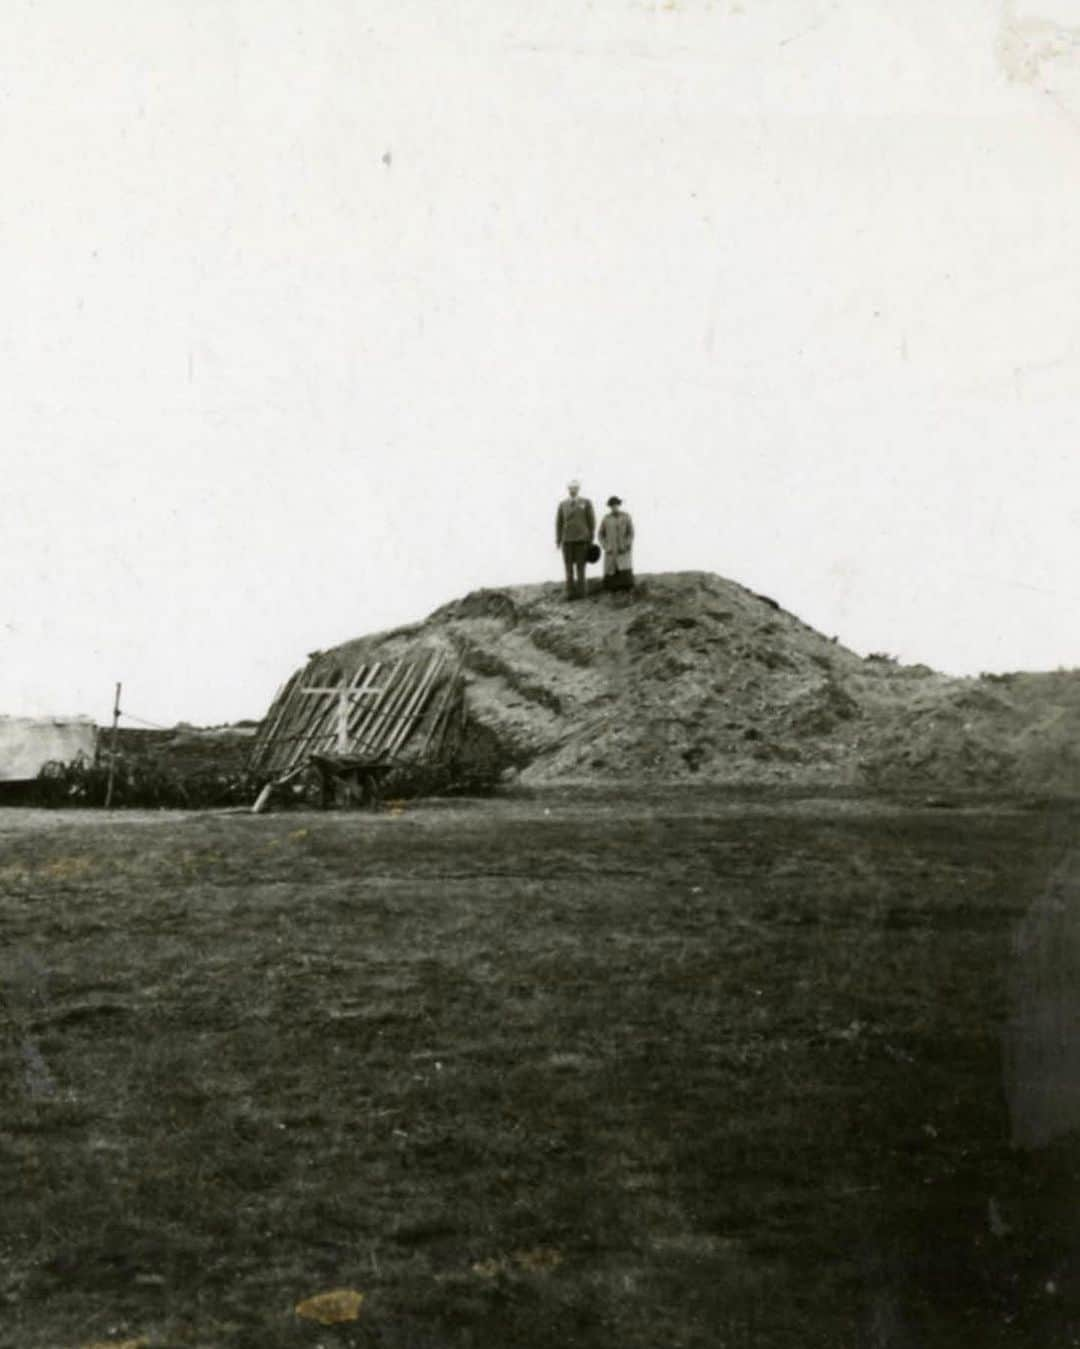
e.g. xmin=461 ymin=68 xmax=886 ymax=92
xmin=586 ymin=543 xmax=601 ymax=564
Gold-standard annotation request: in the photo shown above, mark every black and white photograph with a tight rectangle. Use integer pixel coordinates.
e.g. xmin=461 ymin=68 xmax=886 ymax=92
xmin=4 ymin=2 xmax=1080 ymax=1344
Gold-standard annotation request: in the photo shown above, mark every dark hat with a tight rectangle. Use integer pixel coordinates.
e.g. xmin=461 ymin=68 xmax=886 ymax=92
xmin=606 ymin=496 xmax=622 ymax=507
xmin=586 ymin=543 xmax=601 ymax=564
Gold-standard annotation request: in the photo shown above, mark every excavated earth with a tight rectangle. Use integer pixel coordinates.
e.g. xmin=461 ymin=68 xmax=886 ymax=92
xmin=314 ymin=572 xmax=1080 ymax=795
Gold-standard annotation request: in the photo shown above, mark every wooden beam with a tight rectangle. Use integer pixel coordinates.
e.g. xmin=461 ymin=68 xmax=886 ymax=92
xmin=419 ymin=663 xmax=463 ymax=758
xmin=386 ymin=653 xmax=444 ymax=757
xmin=262 ymin=656 xmax=327 ymax=776
xmin=285 ymin=664 xmax=344 ymax=775
xmin=344 ymin=661 xmax=386 ymax=741
xmin=250 ymin=669 xmax=303 ymax=773
xmin=348 ymin=659 xmax=398 ymax=747
xmin=354 ymin=661 xmax=417 ymax=757
xmin=373 ymin=658 xmax=432 ymax=756
xmin=301 ymin=665 xmax=385 ymax=754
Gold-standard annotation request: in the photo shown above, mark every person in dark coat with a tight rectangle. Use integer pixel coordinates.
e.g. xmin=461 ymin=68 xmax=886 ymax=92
xmin=555 ymin=479 xmax=596 ymax=600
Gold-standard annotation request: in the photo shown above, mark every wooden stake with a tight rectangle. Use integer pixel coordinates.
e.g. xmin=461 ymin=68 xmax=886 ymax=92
xmin=251 ymin=758 xmax=316 ymax=814
xmin=104 ymin=681 xmax=122 ymax=809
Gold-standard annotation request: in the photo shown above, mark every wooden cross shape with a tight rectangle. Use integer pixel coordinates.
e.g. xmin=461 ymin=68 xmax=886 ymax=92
xmin=301 ymin=667 xmax=384 ymax=754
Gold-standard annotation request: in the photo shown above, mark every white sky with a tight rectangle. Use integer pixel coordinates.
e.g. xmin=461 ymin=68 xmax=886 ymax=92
xmin=4 ymin=0 xmax=1080 ymax=726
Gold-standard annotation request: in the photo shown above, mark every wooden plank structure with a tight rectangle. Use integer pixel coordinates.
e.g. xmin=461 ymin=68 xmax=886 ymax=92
xmin=248 ymin=649 xmax=464 ymax=809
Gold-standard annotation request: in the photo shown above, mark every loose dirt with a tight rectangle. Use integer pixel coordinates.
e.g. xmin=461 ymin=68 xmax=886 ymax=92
xmin=309 ymin=572 xmax=1080 ymax=794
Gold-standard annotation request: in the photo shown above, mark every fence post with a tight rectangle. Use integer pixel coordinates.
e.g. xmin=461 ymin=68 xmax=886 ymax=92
xmin=104 ymin=682 xmax=122 ymax=809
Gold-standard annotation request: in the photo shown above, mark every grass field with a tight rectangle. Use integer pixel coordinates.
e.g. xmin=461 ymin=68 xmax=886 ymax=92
xmin=1 ymin=790 xmax=1077 ymax=1348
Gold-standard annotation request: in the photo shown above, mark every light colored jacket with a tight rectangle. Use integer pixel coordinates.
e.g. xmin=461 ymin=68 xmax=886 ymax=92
xmin=556 ymin=496 xmax=596 ymax=546
xmin=598 ymin=509 xmax=634 ymax=573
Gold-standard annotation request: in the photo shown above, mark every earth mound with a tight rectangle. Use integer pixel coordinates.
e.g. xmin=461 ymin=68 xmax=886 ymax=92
xmin=317 ymin=572 xmax=1080 ymax=793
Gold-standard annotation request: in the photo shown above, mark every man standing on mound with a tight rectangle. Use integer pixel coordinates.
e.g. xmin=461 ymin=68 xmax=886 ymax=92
xmin=555 ymin=478 xmax=596 ymax=600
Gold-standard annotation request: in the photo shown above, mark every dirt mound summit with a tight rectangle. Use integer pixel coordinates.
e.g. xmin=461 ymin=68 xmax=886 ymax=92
xmin=321 ymin=572 xmax=1080 ymax=792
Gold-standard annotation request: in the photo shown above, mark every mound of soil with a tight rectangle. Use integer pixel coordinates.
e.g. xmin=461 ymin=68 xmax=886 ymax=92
xmin=314 ymin=572 xmax=1080 ymax=793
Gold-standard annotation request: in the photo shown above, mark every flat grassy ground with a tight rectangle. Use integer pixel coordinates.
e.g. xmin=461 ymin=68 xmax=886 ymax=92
xmin=0 ymin=790 xmax=1077 ymax=1348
